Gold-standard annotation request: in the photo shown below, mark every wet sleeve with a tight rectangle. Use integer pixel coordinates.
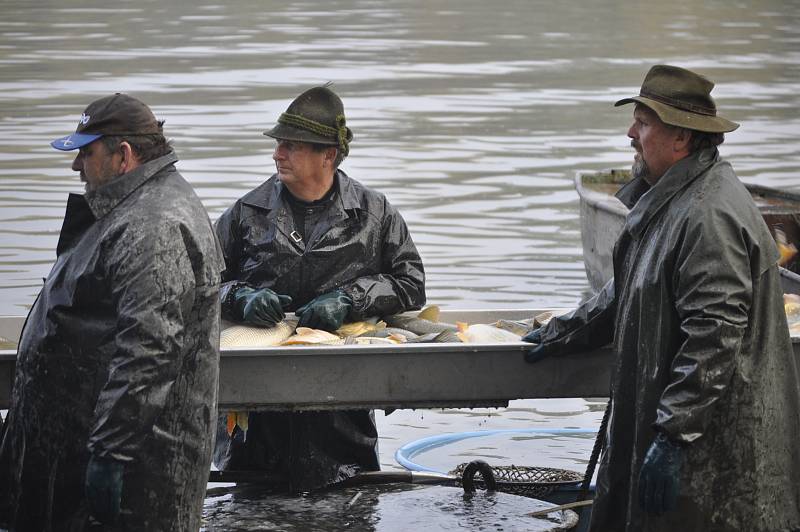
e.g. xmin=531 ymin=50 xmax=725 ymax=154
xmin=87 ymin=220 xmax=196 ymax=462
xmin=537 ymin=277 xmax=616 ymax=352
xmin=340 ymin=201 xmax=426 ymax=320
xmin=655 ymin=205 xmax=752 ymax=443
xmin=214 ymin=203 xmax=247 ymax=320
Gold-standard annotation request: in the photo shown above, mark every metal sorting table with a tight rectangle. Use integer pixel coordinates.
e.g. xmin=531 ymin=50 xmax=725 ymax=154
xmin=2 ymin=310 xmax=798 ymax=411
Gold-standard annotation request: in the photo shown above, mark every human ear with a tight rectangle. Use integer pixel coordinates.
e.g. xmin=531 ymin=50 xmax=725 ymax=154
xmin=674 ymin=128 xmax=691 ymax=152
xmin=118 ymin=142 xmax=135 ymax=174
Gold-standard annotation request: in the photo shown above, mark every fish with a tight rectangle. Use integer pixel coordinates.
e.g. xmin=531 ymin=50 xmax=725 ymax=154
xmin=336 ymin=320 xmax=387 ymax=338
xmin=456 ymin=322 xmax=523 ymax=344
xmin=416 ymin=305 xmax=441 ymax=322
xmin=352 ymin=335 xmax=406 ymax=345
xmin=371 ymin=327 xmax=419 ymax=340
xmin=225 ymin=411 xmax=249 ymax=438
xmin=383 ymin=314 xmax=458 ymax=335
xmin=493 ymin=319 xmax=536 ymax=336
xmin=281 ymin=327 xmax=346 ymax=345
xmin=776 ymin=227 xmax=798 ymax=267
xmin=405 ymin=329 xmax=462 ymax=343
xmin=220 ymin=318 xmax=298 ymax=348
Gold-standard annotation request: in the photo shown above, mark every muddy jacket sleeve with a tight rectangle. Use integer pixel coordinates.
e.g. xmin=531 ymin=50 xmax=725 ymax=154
xmin=655 ymin=203 xmax=753 ymax=443
xmin=536 ymin=278 xmax=616 ymax=353
xmin=87 ymin=220 xmax=197 ymax=462
xmin=214 ymin=202 xmax=246 ymax=319
xmin=339 ymin=200 xmax=426 ymax=320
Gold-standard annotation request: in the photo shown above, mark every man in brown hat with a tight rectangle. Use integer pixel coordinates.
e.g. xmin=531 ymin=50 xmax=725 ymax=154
xmin=213 ymin=86 xmax=426 ymax=492
xmin=523 ymin=65 xmax=800 ymax=531
xmin=0 ymin=93 xmax=224 ymax=530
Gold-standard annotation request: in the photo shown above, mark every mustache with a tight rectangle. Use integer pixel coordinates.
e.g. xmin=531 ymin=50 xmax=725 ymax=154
xmin=630 ymin=140 xmax=642 ymax=151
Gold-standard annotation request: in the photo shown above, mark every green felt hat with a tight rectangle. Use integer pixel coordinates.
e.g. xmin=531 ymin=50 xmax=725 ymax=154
xmin=264 ymin=86 xmax=353 ymax=157
xmin=615 ymin=65 xmax=739 ymax=133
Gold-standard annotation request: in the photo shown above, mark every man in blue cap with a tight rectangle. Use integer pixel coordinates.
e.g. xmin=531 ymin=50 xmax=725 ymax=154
xmin=0 ymin=93 xmax=224 ymax=530
xmin=213 ymin=86 xmax=426 ymax=492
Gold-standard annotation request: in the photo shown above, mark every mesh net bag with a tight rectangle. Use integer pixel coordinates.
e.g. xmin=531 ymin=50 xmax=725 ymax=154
xmin=449 ymin=463 xmax=583 ymax=498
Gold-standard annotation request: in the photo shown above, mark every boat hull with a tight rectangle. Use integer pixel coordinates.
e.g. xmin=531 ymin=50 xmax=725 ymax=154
xmin=575 ymin=170 xmax=800 ymax=293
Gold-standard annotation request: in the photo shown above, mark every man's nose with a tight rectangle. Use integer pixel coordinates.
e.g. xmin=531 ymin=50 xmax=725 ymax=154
xmin=627 ymin=123 xmax=637 ymax=139
xmin=71 ymin=153 xmax=82 ymax=172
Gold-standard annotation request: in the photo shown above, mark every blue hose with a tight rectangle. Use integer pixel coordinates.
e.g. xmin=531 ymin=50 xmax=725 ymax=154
xmin=395 ymin=428 xmax=597 ymax=474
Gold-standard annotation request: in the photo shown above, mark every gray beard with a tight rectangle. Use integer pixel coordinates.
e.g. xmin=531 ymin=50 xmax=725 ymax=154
xmin=632 ymin=155 xmax=649 ymax=179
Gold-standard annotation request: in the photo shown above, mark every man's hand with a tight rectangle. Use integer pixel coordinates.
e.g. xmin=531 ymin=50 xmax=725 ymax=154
xmin=296 ymin=290 xmax=353 ymax=332
xmin=522 ymin=327 xmax=559 ymax=363
xmin=233 ymin=286 xmax=292 ymax=326
xmin=638 ymin=432 xmax=685 ymax=514
xmin=85 ymin=455 xmax=124 ymax=524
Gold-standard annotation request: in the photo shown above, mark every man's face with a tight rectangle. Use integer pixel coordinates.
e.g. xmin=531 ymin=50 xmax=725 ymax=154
xmin=71 ymin=139 xmax=121 ymax=192
xmin=627 ymin=106 xmax=681 ymax=185
xmin=272 ymin=139 xmax=329 ymax=189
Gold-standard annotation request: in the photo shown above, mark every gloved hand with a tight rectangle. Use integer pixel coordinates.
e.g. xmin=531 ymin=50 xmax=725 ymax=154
xmin=638 ymin=432 xmax=685 ymax=514
xmin=233 ymin=286 xmax=292 ymax=326
xmin=85 ymin=454 xmax=124 ymax=525
xmin=521 ymin=327 xmax=559 ymax=363
xmin=296 ymin=290 xmax=353 ymax=332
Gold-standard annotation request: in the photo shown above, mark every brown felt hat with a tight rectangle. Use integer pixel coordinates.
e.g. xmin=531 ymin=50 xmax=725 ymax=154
xmin=264 ymin=86 xmax=353 ymax=157
xmin=615 ymin=65 xmax=739 ymax=133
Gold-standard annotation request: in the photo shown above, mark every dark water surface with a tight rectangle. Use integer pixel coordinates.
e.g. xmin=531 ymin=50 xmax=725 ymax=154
xmin=1 ymin=0 xmax=798 ymax=528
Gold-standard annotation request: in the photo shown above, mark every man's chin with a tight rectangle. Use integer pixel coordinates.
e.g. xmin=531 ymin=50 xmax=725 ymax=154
xmin=631 ymin=157 xmax=649 ymax=180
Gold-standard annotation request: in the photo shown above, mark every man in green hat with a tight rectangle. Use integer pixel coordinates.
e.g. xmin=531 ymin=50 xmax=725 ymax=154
xmin=523 ymin=65 xmax=800 ymax=531
xmin=213 ymin=86 xmax=426 ymax=492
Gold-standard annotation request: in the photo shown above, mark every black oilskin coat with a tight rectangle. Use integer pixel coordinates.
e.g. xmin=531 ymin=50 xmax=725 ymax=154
xmin=0 ymin=152 xmax=224 ymax=531
xmin=539 ymin=148 xmax=800 ymax=531
xmin=213 ymin=169 xmax=426 ymax=492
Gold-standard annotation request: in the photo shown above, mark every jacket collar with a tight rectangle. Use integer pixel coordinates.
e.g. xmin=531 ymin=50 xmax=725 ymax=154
xmin=85 ymin=151 xmax=178 ymax=219
xmin=247 ymin=169 xmax=362 ymax=213
xmin=616 ymin=147 xmax=719 ymax=237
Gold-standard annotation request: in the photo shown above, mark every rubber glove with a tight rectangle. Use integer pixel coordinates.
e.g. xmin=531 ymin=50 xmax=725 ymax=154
xmin=233 ymin=286 xmax=292 ymax=326
xmin=638 ymin=432 xmax=685 ymax=514
xmin=295 ymin=290 xmax=353 ymax=332
xmin=521 ymin=327 xmax=559 ymax=363
xmin=85 ymin=455 xmax=124 ymax=524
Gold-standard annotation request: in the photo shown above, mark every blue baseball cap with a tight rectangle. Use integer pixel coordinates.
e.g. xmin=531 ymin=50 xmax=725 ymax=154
xmin=51 ymin=93 xmax=160 ymax=151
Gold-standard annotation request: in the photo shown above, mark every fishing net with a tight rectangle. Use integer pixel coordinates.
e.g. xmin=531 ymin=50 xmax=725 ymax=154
xmin=449 ymin=463 xmax=583 ymax=498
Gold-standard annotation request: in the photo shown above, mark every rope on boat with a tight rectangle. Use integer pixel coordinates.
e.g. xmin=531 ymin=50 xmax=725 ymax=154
xmin=579 ymin=397 xmax=611 ymax=501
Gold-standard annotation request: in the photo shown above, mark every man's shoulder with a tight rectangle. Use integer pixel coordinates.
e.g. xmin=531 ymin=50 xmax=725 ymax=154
xmin=239 ymin=175 xmax=279 ymax=208
xmin=338 ymin=171 xmax=391 ymax=211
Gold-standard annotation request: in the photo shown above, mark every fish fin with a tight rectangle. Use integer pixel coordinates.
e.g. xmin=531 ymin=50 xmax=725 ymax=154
xmin=237 ymin=412 xmax=249 ymax=441
xmin=456 ymin=321 xmax=469 ymax=333
xmin=387 ymin=333 xmax=407 ymax=343
xmin=417 ymin=305 xmax=441 ymax=322
xmin=226 ymin=412 xmax=236 ymax=437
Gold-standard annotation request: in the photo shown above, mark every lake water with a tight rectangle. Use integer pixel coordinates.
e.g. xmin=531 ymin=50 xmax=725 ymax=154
xmin=1 ymin=0 xmax=799 ymax=528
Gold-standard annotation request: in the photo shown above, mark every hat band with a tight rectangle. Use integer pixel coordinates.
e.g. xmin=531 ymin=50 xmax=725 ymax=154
xmin=639 ymin=89 xmax=716 ymax=116
xmin=278 ymin=112 xmax=350 ymax=157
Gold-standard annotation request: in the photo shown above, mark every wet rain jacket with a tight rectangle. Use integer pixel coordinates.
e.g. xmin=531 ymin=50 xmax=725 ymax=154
xmin=213 ymin=169 xmax=426 ymax=492
xmin=538 ymin=148 xmax=800 ymax=531
xmin=0 ymin=152 xmax=224 ymax=531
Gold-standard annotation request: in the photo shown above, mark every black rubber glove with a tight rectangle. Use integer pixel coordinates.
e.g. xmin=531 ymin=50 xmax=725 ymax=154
xmin=522 ymin=327 xmax=560 ymax=363
xmin=85 ymin=454 xmax=124 ymax=525
xmin=638 ymin=432 xmax=685 ymax=514
xmin=233 ymin=286 xmax=292 ymax=326
xmin=295 ymin=290 xmax=353 ymax=332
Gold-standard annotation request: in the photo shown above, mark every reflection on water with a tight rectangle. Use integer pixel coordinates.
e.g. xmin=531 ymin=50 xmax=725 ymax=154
xmin=1 ymin=1 xmax=798 ymax=528
xmin=202 ymin=483 xmax=576 ymax=532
